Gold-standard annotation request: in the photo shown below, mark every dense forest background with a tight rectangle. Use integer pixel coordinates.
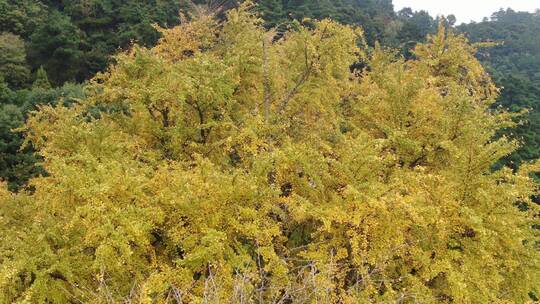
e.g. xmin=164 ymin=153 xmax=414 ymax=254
xmin=0 ymin=0 xmax=539 ymax=191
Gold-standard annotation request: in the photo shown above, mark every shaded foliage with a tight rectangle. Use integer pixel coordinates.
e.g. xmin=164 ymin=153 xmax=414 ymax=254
xmin=2 ymin=0 xmax=186 ymax=84
xmin=0 ymin=79 xmax=85 ymax=191
xmin=0 ymin=32 xmax=30 ymax=89
xmin=460 ymin=9 xmax=540 ymax=177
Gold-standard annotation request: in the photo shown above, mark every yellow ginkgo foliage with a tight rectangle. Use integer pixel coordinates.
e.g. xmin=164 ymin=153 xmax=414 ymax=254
xmin=1 ymin=3 xmax=539 ymax=303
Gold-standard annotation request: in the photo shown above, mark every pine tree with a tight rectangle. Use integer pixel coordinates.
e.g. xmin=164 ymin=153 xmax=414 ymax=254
xmin=256 ymin=0 xmax=285 ymax=27
xmin=32 ymin=66 xmax=51 ymax=89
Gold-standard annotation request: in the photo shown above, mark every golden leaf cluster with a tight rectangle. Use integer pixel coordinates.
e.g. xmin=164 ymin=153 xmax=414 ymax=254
xmin=1 ymin=3 xmax=538 ymax=303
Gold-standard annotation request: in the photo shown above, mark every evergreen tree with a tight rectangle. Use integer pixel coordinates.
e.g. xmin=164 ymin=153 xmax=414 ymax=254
xmin=32 ymin=66 xmax=51 ymax=89
xmin=0 ymin=0 xmax=47 ymax=38
xmin=0 ymin=102 xmax=41 ymax=191
xmin=255 ymin=0 xmax=284 ymax=27
xmin=0 ymin=32 xmax=30 ymax=89
xmin=27 ymin=11 xmax=82 ymax=85
xmin=0 ymin=82 xmax=85 ymax=191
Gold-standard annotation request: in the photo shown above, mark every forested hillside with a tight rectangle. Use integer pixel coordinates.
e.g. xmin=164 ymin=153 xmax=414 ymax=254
xmin=460 ymin=9 xmax=540 ymax=175
xmin=0 ymin=0 xmax=185 ymax=85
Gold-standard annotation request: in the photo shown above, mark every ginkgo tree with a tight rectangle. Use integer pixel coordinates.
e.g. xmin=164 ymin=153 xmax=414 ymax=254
xmin=1 ymin=2 xmax=539 ymax=303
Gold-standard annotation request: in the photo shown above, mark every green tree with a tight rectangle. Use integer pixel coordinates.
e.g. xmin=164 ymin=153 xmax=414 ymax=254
xmin=27 ymin=11 xmax=82 ymax=85
xmin=0 ymin=103 xmax=41 ymax=191
xmin=0 ymin=0 xmax=47 ymax=38
xmin=63 ymin=0 xmax=185 ymax=79
xmin=0 ymin=82 xmax=85 ymax=191
xmin=390 ymin=8 xmax=437 ymax=57
xmin=255 ymin=0 xmax=396 ymax=45
xmin=32 ymin=66 xmax=52 ymax=89
xmin=4 ymin=0 xmax=187 ymax=84
xmin=0 ymin=32 xmax=30 ymax=89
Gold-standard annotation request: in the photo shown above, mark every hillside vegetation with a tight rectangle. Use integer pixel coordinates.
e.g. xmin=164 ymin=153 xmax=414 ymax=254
xmin=460 ymin=9 xmax=540 ymax=175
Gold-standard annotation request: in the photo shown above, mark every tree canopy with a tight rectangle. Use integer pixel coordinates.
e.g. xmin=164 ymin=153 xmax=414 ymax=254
xmin=1 ymin=5 xmax=538 ymax=303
